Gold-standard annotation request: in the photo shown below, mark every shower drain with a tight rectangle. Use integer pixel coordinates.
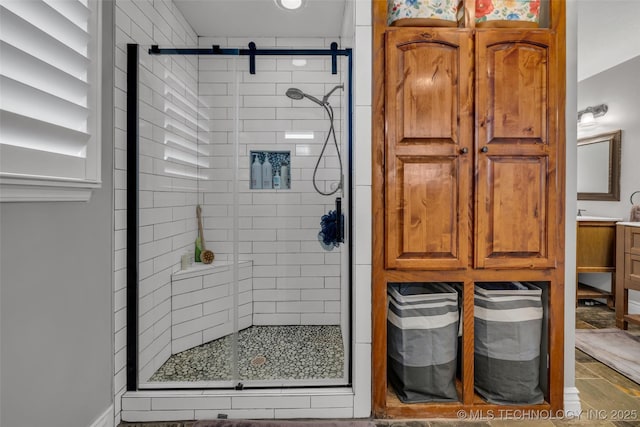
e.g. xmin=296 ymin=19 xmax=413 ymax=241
xmin=250 ymin=355 xmax=267 ymax=367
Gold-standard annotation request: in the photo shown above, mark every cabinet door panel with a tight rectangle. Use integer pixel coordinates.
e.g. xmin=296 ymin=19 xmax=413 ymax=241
xmin=483 ymin=42 xmax=547 ymax=144
xmin=385 ymin=29 xmax=472 ymax=270
xmin=627 ymin=227 xmax=640 ymax=256
xmin=387 ymin=156 xmax=466 ymax=269
xmin=475 ymin=31 xmax=557 ymax=269
xmin=476 ymin=156 xmax=551 ymax=268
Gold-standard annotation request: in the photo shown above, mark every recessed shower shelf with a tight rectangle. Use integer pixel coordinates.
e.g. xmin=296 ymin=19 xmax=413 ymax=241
xmin=250 ymin=150 xmax=291 ymax=190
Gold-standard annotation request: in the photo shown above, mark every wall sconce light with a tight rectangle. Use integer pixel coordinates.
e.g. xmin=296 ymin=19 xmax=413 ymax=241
xmin=577 ymin=104 xmax=608 ymax=128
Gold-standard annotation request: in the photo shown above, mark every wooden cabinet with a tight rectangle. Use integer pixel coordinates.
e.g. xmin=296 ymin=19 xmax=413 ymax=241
xmin=385 ymin=29 xmax=558 ymax=271
xmin=385 ymin=29 xmax=473 ymax=270
xmin=576 ymin=220 xmax=618 ymax=307
xmin=372 ymin=0 xmax=565 ymax=418
xmin=616 ymin=224 xmax=640 ymax=329
xmin=475 ymin=31 xmax=557 ymax=269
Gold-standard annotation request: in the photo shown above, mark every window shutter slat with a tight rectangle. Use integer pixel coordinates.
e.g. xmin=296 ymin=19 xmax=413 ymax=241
xmin=44 ymin=0 xmax=91 ymax=31
xmin=1 ymin=76 xmax=89 ymax=133
xmin=0 ymin=144 xmax=86 ymax=180
xmin=0 ymin=110 xmax=90 ymax=157
xmin=0 ymin=41 xmax=89 ymax=106
xmin=0 ymin=5 xmax=89 ymax=80
xmin=2 ymin=0 xmax=90 ymax=55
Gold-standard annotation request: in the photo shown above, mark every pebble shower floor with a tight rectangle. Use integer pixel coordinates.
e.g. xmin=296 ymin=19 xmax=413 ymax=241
xmin=149 ymin=325 xmax=344 ymax=382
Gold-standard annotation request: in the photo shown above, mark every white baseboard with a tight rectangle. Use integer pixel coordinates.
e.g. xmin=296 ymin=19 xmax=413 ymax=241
xmin=629 ymin=299 xmax=640 ymax=314
xmin=564 ymin=387 xmax=581 ymax=417
xmin=90 ymin=404 xmax=114 ymax=427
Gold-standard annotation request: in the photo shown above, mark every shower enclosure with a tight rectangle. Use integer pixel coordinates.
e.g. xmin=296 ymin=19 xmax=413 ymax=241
xmin=127 ymin=41 xmax=352 ymax=390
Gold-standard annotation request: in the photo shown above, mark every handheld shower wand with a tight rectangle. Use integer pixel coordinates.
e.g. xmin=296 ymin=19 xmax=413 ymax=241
xmin=286 ymin=85 xmax=345 ymax=196
xmin=285 ymin=88 xmax=324 ymax=106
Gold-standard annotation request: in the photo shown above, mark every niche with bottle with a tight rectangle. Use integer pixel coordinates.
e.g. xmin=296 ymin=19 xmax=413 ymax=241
xmin=250 ymin=150 xmax=291 ymax=190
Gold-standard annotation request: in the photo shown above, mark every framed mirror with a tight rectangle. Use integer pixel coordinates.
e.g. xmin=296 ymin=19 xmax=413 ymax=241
xmin=577 ymin=130 xmax=621 ymax=201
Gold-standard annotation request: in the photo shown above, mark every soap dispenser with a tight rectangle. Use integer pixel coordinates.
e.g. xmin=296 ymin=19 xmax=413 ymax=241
xmin=251 ymin=154 xmax=262 ymax=189
xmin=280 ymin=163 xmax=289 ymax=189
xmin=262 ymin=155 xmax=272 ymax=189
xmin=273 ymin=170 xmax=281 ymax=189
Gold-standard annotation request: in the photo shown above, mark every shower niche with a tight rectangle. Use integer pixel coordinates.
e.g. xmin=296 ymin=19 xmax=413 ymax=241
xmin=250 ymin=150 xmax=291 ymax=190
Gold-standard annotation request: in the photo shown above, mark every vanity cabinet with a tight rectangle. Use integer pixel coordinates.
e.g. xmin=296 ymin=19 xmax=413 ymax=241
xmin=372 ymin=0 xmax=565 ymax=418
xmin=576 ymin=220 xmax=618 ymax=307
xmin=616 ymin=223 xmax=640 ymax=329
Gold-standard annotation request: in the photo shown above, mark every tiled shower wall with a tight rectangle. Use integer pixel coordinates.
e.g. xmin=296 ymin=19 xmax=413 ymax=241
xmin=196 ymin=36 xmax=347 ymax=326
xmin=114 ymin=0 xmax=199 ymax=421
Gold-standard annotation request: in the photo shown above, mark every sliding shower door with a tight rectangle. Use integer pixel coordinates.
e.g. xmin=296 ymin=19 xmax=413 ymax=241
xmin=134 ymin=45 xmax=350 ymax=389
xmin=234 ymin=54 xmax=350 ymax=387
xmin=134 ymin=47 xmax=240 ymax=388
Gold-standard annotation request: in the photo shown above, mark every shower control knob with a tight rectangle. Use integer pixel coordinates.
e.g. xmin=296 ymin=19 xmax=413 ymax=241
xmin=460 ymin=147 xmax=468 ymax=154
xmin=481 ymin=146 xmax=489 ymax=153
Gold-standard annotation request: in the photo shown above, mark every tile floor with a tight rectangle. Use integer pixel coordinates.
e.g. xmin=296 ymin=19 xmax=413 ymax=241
xmin=120 ymin=302 xmax=640 ymax=427
xmin=149 ymin=325 xmax=344 ymax=382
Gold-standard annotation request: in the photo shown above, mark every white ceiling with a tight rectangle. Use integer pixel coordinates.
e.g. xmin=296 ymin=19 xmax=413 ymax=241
xmin=174 ymin=0 xmax=348 ymax=38
xmin=578 ymin=0 xmax=640 ymax=81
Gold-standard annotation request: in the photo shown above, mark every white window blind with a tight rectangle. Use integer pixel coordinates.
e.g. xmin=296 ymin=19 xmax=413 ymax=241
xmin=0 ymin=0 xmax=101 ymax=202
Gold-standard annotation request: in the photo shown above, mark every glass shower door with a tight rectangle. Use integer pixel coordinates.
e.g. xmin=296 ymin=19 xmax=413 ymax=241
xmin=235 ymin=54 xmax=350 ymax=387
xmin=137 ymin=48 xmax=241 ymax=388
xmin=135 ymin=47 xmax=350 ymax=389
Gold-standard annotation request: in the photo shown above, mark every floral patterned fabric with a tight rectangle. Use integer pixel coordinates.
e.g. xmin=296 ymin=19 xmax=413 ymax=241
xmin=475 ymin=0 xmax=540 ymax=24
xmin=387 ymin=0 xmax=461 ymax=25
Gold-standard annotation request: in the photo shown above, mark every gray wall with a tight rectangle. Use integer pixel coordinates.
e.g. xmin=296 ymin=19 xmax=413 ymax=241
xmin=577 ymin=55 xmax=640 ymax=307
xmin=0 ymin=2 xmax=115 ymax=427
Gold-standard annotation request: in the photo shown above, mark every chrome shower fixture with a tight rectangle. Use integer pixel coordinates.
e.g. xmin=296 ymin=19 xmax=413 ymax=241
xmin=286 ymin=85 xmax=344 ymax=106
xmin=285 ymin=88 xmax=324 ymax=106
xmin=322 ymin=84 xmax=344 ymax=104
xmin=285 ymin=84 xmax=345 ymax=196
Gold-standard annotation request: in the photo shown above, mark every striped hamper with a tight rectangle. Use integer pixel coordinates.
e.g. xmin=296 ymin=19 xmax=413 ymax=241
xmin=474 ymin=282 xmax=544 ymax=405
xmin=387 ymin=282 xmax=459 ymax=403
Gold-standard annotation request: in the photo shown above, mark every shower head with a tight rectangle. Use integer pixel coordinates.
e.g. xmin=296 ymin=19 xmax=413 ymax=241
xmin=285 ymin=87 xmax=324 ymax=106
xmin=322 ymin=84 xmax=344 ymax=104
xmin=285 ymin=88 xmax=304 ymax=100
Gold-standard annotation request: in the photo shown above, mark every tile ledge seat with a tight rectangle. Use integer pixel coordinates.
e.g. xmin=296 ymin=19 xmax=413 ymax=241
xmin=171 ymin=260 xmax=253 ymax=280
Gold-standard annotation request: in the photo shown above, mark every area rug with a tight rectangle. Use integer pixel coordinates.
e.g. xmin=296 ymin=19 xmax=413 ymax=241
xmin=194 ymin=421 xmax=376 ymax=427
xmin=575 ymin=328 xmax=640 ymax=384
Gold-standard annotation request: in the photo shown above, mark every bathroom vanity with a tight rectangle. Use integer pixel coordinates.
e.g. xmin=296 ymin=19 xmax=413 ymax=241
xmin=576 ymin=217 xmax=621 ymax=308
xmin=615 ymin=222 xmax=640 ymax=329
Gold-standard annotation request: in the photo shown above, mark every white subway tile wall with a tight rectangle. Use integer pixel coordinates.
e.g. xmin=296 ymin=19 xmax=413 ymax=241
xmin=196 ymin=36 xmax=347 ymax=328
xmin=114 ymin=0 xmax=199 ymax=423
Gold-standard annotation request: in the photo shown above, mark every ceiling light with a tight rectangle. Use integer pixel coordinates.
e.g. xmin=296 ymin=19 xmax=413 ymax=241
xmin=276 ymin=0 xmax=302 ymax=10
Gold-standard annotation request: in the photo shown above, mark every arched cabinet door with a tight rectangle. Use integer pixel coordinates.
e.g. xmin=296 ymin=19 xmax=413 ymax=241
xmin=475 ymin=30 xmax=558 ymax=269
xmin=385 ymin=29 xmax=473 ymax=270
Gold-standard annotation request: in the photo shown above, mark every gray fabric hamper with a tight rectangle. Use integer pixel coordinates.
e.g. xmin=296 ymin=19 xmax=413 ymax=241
xmin=387 ymin=282 xmax=459 ymax=403
xmin=474 ymin=282 xmax=544 ymax=405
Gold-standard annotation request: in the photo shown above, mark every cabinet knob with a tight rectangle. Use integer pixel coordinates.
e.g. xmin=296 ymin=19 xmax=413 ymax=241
xmin=460 ymin=147 xmax=468 ymax=154
xmin=481 ymin=146 xmax=489 ymax=153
